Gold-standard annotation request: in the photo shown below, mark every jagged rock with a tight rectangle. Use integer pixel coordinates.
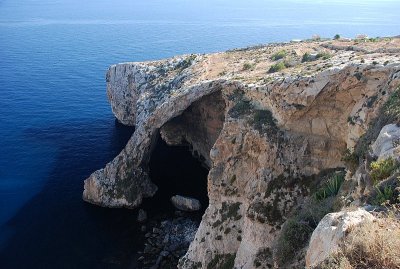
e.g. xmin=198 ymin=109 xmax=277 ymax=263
xmin=371 ymin=123 xmax=400 ymax=160
xmin=82 ymin=38 xmax=400 ymax=268
xmin=171 ymin=195 xmax=201 ymax=212
xmin=137 ymin=209 xmax=147 ymax=222
xmin=305 ymin=208 xmax=375 ymax=268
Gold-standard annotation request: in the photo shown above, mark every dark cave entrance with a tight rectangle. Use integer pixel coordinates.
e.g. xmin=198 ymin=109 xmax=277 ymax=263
xmin=148 ymin=133 xmax=210 ymax=216
xmin=145 ymin=90 xmax=226 ymax=217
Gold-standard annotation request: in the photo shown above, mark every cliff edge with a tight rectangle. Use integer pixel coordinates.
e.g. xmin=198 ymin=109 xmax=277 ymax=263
xmin=83 ymin=37 xmax=400 ymax=268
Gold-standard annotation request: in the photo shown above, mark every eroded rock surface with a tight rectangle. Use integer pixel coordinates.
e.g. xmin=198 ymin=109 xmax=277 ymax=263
xmin=371 ymin=123 xmax=400 ymax=160
xmin=83 ymin=38 xmax=400 ymax=268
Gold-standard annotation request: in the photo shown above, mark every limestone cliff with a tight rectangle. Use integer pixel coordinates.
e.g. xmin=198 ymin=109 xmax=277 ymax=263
xmin=83 ymin=38 xmax=400 ymax=268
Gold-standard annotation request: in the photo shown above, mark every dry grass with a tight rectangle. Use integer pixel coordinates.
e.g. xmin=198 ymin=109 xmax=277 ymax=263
xmin=318 ymin=216 xmax=400 ymax=269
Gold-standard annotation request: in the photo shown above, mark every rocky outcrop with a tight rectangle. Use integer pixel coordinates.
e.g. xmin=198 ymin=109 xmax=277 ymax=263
xmin=305 ymin=208 xmax=375 ymax=268
xmin=371 ymin=123 xmax=400 ymax=160
xmin=83 ymin=38 xmax=400 ymax=268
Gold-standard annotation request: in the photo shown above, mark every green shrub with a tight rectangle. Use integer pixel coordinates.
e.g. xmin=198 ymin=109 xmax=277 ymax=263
xmin=341 ymin=149 xmax=359 ymax=171
xmin=176 ymin=54 xmax=197 ymax=69
xmin=315 ymin=173 xmax=345 ymax=201
xmin=302 ymin=52 xmax=332 ymax=63
xmin=242 ymin=62 xmax=254 ymax=70
xmin=268 ymin=62 xmax=286 ymax=73
xmin=252 ymin=109 xmax=277 ymax=132
xmin=334 ymin=34 xmax=341 ymax=40
xmin=370 ymin=157 xmax=398 ymax=184
xmin=207 ymin=253 xmax=236 ymax=269
xmin=271 ymin=50 xmax=287 ymax=61
xmin=276 ymin=198 xmax=334 ymax=266
xmin=302 ymin=52 xmax=313 ymax=62
xmin=276 ymin=219 xmax=313 ymax=266
xmin=316 ymin=52 xmax=332 ymax=60
xmin=229 ymin=99 xmax=252 ymax=118
xmin=373 ymin=185 xmax=395 ymax=205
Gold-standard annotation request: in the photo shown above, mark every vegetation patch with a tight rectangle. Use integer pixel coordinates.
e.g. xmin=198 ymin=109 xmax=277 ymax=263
xmin=247 ymin=200 xmax=283 ymax=225
xmin=316 ymin=52 xmax=332 ymax=60
xmin=314 ymin=172 xmax=345 ymax=201
xmin=243 ymin=62 xmax=255 ymax=70
xmin=354 ymin=87 xmax=400 ymax=159
xmin=276 ymin=196 xmax=335 ymax=267
xmin=369 ymin=157 xmax=399 ymax=184
xmin=229 ymin=99 xmax=252 ymax=118
xmin=341 ymin=149 xmax=359 ymax=172
xmin=268 ymin=62 xmax=286 ymax=73
xmin=316 ymin=216 xmax=400 ymax=269
xmin=251 ymin=109 xmax=278 ymax=133
xmin=175 ymin=54 xmax=197 ymax=70
xmin=213 ymin=202 xmax=242 ymax=227
xmin=207 ymin=253 xmax=236 ymax=269
xmin=302 ymin=52 xmax=314 ymax=62
xmin=253 ymin=247 xmax=273 ymax=268
xmin=270 ymin=50 xmax=287 ymax=61
xmin=369 ymin=175 xmax=400 ymax=206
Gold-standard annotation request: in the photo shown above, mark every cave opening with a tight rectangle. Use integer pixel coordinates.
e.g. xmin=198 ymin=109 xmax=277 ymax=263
xmin=145 ymin=91 xmax=226 ymax=217
xmin=148 ymin=133 xmax=210 ymax=216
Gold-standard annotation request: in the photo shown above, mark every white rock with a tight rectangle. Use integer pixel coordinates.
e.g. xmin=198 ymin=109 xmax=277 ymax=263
xmin=371 ymin=123 xmax=400 ymax=160
xmin=305 ymin=208 xmax=375 ymax=268
xmin=171 ymin=195 xmax=201 ymax=212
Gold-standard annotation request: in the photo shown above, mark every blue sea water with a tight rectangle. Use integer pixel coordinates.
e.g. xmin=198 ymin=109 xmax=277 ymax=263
xmin=0 ymin=0 xmax=399 ymax=268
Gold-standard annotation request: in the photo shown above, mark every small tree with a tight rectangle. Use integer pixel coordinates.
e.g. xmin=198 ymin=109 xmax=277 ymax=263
xmin=334 ymin=34 xmax=340 ymax=40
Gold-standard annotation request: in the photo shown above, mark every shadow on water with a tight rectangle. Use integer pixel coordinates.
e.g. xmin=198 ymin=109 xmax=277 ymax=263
xmin=0 ymin=118 xmax=140 ymax=269
xmin=0 ymin=119 xmax=210 ymax=269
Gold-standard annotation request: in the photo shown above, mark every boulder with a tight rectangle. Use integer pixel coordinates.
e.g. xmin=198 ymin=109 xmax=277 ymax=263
xmin=305 ymin=208 xmax=375 ymax=268
xmin=137 ymin=209 xmax=148 ymax=222
xmin=371 ymin=123 xmax=400 ymax=160
xmin=170 ymin=195 xmax=201 ymax=212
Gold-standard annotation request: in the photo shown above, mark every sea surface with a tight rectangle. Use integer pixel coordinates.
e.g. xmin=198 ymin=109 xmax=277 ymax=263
xmin=0 ymin=0 xmax=399 ymax=268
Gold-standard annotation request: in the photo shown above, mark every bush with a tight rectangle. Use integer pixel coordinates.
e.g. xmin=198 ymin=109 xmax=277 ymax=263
xmin=252 ymin=109 xmax=277 ymax=132
xmin=276 ymin=219 xmax=314 ymax=266
xmin=370 ymin=157 xmax=398 ymax=184
xmin=271 ymin=50 xmax=287 ymax=61
xmin=341 ymin=149 xmax=359 ymax=171
xmin=229 ymin=99 xmax=252 ymax=118
xmin=302 ymin=52 xmax=313 ymax=62
xmin=276 ymin=198 xmax=334 ymax=266
xmin=316 ymin=52 xmax=332 ymax=60
xmin=373 ymin=185 xmax=395 ymax=205
xmin=242 ymin=62 xmax=254 ymax=70
xmin=317 ymin=217 xmax=400 ymax=269
xmin=315 ymin=173 xmax=345 ymax=201
xmin=334 ymin=34 xmax=340 ymax=40
xmin=302 ymin=52 xmax=332 ymax=63
xmin=268 ymin=62 xmax=286 ymax=73
xmin=176 ymin=54 xmax=197 ymax=69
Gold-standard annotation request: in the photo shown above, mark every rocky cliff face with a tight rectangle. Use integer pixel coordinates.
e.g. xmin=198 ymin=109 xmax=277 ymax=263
xmin=83 ymin=38 xmax=400 ymax=268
